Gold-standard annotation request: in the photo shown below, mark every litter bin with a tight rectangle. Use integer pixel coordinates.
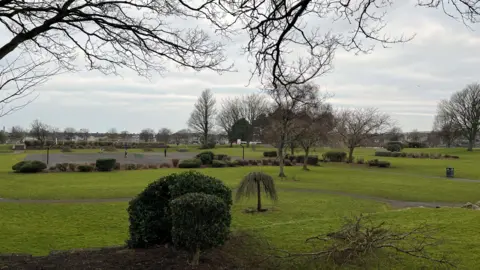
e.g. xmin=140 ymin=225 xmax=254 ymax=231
xmin=446 ymin=167 xmax=454 ymax=178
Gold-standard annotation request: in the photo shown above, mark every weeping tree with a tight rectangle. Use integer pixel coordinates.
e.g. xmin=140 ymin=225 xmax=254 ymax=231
xmin=235 ymin=172 xmax=278 ymax=212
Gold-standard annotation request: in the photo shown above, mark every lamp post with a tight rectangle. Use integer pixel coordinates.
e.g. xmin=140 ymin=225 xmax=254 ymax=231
xmin=241 ymin=143 xmax=245 ymax=160
xmin=46 ymin=145 xmax=51 ymax=165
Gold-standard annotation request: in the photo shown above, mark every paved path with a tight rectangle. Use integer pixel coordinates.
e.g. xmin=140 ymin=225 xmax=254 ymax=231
xmin=0 ymin=188 xmax=463 ymax=209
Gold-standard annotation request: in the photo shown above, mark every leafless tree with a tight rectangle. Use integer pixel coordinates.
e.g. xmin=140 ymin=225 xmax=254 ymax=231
xmin=63 ymin=127 xmax=76 ymax=141
xmin=241 ymin=94 xmax=270 ymax=131
xmin=437 ymin=83 xmax=480 ymax=151
xmin=0 ymin=53 xmax=58 ymax=117
xmin=188 ymin=89 xmax=216 ymax=147
xmin=139 ymin=128 xmax=155 ymax=142
xmin=296 ymin=104 xmax=335 ymax=170
xmin=120 ymin=130 xmax=130 ymax=141
xmin=408 ymin=129 xmax=421 ymax=142
xmin=264 ymin=82 xmax=324 ymax=177
xmin=79 ymin=128 xmax=89 ymax=141
xmin=30 ymin=119 xmax=49 ymax=145
xmin=49 ymin=126 xmax=61 ymax=142
xmin=0 ymin=0 xmax=230 ymax=116
xmin=9 ymin=125 xmax=25 ymax=143
xmin=433 ymin=113 xmax=460 ymax=148
xmin=386 ymin=127 xmax=404 ymax=142
xmin=217 ymin=97 xmax=242 ymax=146
xmin=106 ymin=128 xmax=118 ymax=141
xmin=215 ymin=0 xmax=480 ymax=93
xmin=334 ymin=108 xmax=392 ymax=162
xmin=155 ymin=128 xmax=172 ymax=143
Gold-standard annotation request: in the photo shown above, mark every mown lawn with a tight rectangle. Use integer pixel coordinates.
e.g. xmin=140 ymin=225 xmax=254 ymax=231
xmin=1 ymin=148 xmax=480 ymax=268
xmin=0 ymin=195 xmax=478 ymax=269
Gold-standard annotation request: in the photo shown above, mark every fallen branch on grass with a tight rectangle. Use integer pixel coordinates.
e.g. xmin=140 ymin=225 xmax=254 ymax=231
xmin=275 ymin=215 xmax=455 ymax=268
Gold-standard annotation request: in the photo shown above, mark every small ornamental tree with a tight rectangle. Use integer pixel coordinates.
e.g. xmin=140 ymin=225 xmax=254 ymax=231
xmin=170 ymin=193 xmax=231 ymax=265
xmin=236 ymin=172 xmax=278 ymax=212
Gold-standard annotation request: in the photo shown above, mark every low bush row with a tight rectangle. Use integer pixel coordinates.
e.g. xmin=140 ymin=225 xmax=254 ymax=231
xmin=322 ymin=151 xmax=347 ymax=162
xmin=23 ymin=140 xmax=170 ymax=150
xmin=375 ymin=151 xmax=459 ymax=159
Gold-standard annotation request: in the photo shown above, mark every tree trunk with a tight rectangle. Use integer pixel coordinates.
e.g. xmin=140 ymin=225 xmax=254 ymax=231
xmin=348 ymin=147 xmax=354 ymax=163
xmin=303 ymin=147 xmax=309 ymax=171
xmin=467 ymin=139 xmax=474 ymax=151
xmin=230 ymin=141 xmax=233 ymax=147
xmin=278 ymin=146 xmax=286 ymax=177
xmin=191 ymin=246 xmax=201 ymax=266
xmin=290 ymin=144 xmax=294 ymax=155
xmin=257 ymin=180 xmax=262 ymax=211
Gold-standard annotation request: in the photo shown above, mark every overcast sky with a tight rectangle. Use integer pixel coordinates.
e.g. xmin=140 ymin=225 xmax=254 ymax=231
xmin=1 ymin=1 xmax=480 ymax=133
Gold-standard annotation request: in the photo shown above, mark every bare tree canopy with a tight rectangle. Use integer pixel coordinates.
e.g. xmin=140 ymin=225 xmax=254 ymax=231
xmin=29 ymin=119 xmax=49 ymax=145
xmin=156 ymin=128 xmax=172 ymax=143
xmin=437 ymin=83 xmax=480 ymax=151
xmin=106 ymin=128 xmax=118 ymax=141
xmin=188 ymin=89 xmax=216 ymax=147
xmin=264 ymin=82 xmax=325 ymax=177
xmin=386 ymin=127 xmax=403 ymax=142
xmin=213 ymin=0 xmax=480 ymax=90
xmin=217 ymin=93 xmax=269 ymax=145
xmin=9 ymin=125 xmax=25 ymax=142
xmin=64 ymin=127 xmax=76 ymax=140
xmin=408 ymin=129 xmax=421 ymax=142
xmin=79 ymin=128 xmax=89 ymax=141
xmin=0 ymin=0 xmax=229 ymax=116
xmin=433 ymin=113 xmax=460 ymax=148
xmin=296 ymin=104 xmax=334 ymax=169
xmin=334 ymin=107 xmax=391 ymax=161
xmin=139 ymin=128 xmax=155 ymax=142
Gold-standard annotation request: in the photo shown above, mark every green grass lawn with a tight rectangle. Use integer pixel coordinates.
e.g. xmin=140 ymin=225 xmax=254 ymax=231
xmin=1 ymin=148 xmax=480 ymax=268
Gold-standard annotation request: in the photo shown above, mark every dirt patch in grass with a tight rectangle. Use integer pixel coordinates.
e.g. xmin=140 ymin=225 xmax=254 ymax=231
xmin=0 ymin=233 xmax=278 ymax=270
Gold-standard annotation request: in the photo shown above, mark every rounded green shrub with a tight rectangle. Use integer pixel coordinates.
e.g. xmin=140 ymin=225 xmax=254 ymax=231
xmin=77 ymin=164 xmax=94 ymax=172
xmin=95 ymin=158 xmax=116 ymax=171
xmin=196 ymin=151 xmax=214 ymax=165
xmin=13 ymin=160 xmax=47 ymax=173
xmin=178 ymin=159 xmax=201 ymax=168
xmin=212 ymin=160 xmax=227 ymax=168
xmin=263 ymin=151 xmax=277 ymax=157
xmin=171 ymin=192 xmax=231 ymax=264
xmin=12 ymin=161 xmax=28 ymax=171
xmin=127 ymin=171 xmax=232 ymax=248
xmin=385 ymin=143 xmax=401 ymax=152
xmin=322 ymin=151 xmax=347 ymax=162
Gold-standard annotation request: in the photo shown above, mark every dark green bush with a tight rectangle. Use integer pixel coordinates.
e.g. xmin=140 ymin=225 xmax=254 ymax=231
xmin=407 ymin=142 xmax=426 ymax=148
xmin=368 ymin=159 xmax=391 ymax=168
xmin=171 ymin=159 xmax=179 ymax=167
xmin=214 ymin=154 xmax=228 ymax=161
xmin=263 ymin=151 xmax=277 ymax=158
xmin=212 ymin=160 xmax=227 ymax=168
xmin=295 ymin=155 xmax=319 ymax=165
xmin=95 ymin=158 xmax=116 ymax=171
xmin=385 ymin=143 xmax=401 ymax=152
xmin=322 ymin=151 xmax=347 ymax=162
xmin=196 ymin=151 xmax=214 ymax=165
xmin=127 ymin=171 xmax=232 ymax=248
xmin=386 ymin=141 xmax=404 ymax=150
xmin=77 ymin=164 xmax=94 ymax=172
xmin=68 ymin=163 xmax=76 ymax=171
xmin=170 ymin=193 xmax=230 ymax=262
xmin=12 ymin=161 xmax=28 ymax=171
xmin=178 ymin=159 xmax=201 ymax=168
xmin=375 ymin=151 xmax=392 ymax=157
xmin=13 ymin=160 xmax=47 ymax=173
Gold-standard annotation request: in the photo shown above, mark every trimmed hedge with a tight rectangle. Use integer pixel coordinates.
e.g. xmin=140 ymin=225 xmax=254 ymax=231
xmin=295 ymin=155 xmax=319 ymax=165
xmin=77 ymin=164 xmax=94 ymax=172
xmin=127 ymin=171 xmax=232 ymax=248
xmin=196 ymin=151 xmax=215 ymax=165
xmin=322 ymin=151 xmax=347 ymax=162
xmin=178 ymin=159 xmax=202 ymax=168
xmin=171 ymin=193 xmax=230 ymax=257
xmin=12 ymin=160 xmax=47 ymax=173
xmin=95 ymin=158 xmax=116 ymax=171
xmin=212 ymin=160 xmax=227 ymax=168
xmin=263 ymin=151 xmax=277 ymax=157
xmin=368 ymin=159 xmax=391 ymax=168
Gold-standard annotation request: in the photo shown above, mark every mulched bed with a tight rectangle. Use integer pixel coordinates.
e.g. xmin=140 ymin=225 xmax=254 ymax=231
xmin=0 ymin=234 xmax=274 ymax=270
xmin=0 ymin=246 xmax=240 ymax=270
